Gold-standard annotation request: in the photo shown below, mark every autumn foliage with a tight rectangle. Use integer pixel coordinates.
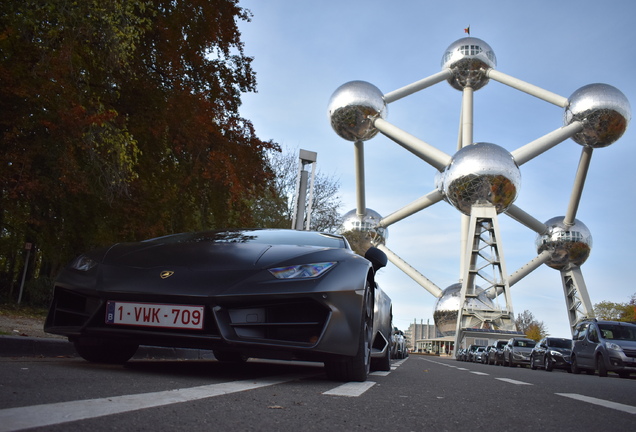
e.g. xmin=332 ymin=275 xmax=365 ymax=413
xmin=0 ymin=0 xmax=279 ymax=301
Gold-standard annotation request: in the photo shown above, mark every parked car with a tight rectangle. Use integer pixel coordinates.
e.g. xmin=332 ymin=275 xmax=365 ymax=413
xmin=482 ymin=346 xmax=496 ymax=364
xmin=503 ymin=337 xmax=536 ymax=367
xmin=44 ymin=229 xmax=393 ymax=382
xmin=488 ymin=340 xmax=508 ymax=365
xmin=391 ymin=329 xmax=407 ymax=359
xmin=456 ymin=348 xmax=466 ymax=361
xmin=571 ymin=319 xmax=636 ymax=378
xmin=465 ymin=344 xmax=485 ymax=362
xmin=530 ymin=337 xmax=572 ymax=372
xmin=473 ymin=346 xmax=487 ymax=363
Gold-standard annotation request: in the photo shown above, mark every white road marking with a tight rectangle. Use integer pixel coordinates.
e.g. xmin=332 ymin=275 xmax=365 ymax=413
xmin=556 ymin=393 xmax=636 ymax=414
xmin=495 ymin=378 xmax=533 ymax=385
xmin=470 ymin=371 xmax=489 ymax=376
xmin=0 ymin=374 xmax=304 ymax=432
xmin=322 ymin=381 xmax=376 ymax=397
xmin=321 ymin=357 xmax=406 ymax=397
xmin=392 ymin=358 xmax=408 ymax=367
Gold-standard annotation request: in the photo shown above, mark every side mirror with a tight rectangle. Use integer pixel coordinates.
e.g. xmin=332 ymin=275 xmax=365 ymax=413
xmin=365 ymin=247 xmax=387 ymax=272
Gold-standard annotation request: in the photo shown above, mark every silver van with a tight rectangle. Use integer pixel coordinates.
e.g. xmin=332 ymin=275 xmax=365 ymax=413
xmin=571 ymin=319 xmax=636 ymax=378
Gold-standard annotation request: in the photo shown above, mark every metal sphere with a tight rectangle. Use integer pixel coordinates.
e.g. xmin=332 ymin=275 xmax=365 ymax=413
xmin=536 ymin=217 xmax=593 ymax=270
xmin=433 ymin=283 xmax=495 ymax=337
xmin=442 ymin=142 xmax=521 ymax=215
xmin=338 ymin=208 xmax=388 ymax=252
xmin=564 ymin=83 xmax=631 ymax=148
xmin=441 ymin=37 xmax=497 ymax=91
xmin=328 ymin=81 xmax=387 ymax=142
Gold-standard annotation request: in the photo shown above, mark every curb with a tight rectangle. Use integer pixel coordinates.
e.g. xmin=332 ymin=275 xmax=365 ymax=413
xmin=0 ymin=336 xmax=215 ymax=360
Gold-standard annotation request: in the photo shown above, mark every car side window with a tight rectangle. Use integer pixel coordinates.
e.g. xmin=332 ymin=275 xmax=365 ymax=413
xmin=573 ymin=323 xmax=586 ymax=341
xmin=587 ymin=325 xmax=599 ymax=343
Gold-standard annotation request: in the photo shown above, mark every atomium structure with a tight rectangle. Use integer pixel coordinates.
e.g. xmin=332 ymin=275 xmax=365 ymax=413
xmin=329 ymin=37 xmax=630 ymax=352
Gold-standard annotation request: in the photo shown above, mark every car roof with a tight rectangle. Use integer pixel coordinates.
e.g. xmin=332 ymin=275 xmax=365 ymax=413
xmin=595 ymin=320 xmax=636 ymax=325
xmin=145 ymin=229 xmax=350 ymax=249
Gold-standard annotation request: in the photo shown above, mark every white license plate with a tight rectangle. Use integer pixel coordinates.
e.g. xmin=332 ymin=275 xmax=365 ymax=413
xmin=105 ymin=301 xmax=204 ymax=330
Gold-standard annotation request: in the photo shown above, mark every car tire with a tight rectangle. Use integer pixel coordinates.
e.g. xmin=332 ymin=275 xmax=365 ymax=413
xmin=571 ymin=355 xmax=581 ymax=374
xmin=597 ymin=354 xmax=608 ymax=377
xmin=74 ymin=339 xmax=138 ymax=364
xmin=545 ymin=355 xmax=553 ymax=372
xmin=508 ymin=354 xmax=515 ymax=367
xmin=325 ymin=281 xmax=373 ymax=382
xmin=530 ymin=355 xmax=537 ymax=370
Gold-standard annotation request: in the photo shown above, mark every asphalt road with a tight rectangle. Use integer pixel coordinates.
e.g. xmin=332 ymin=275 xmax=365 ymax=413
xmin=1 ymin=344 xmax=634 ymax=431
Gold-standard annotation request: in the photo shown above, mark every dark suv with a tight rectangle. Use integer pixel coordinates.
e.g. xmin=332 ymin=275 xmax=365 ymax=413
xmin=571 ymin=319 xmax=636 ymax=378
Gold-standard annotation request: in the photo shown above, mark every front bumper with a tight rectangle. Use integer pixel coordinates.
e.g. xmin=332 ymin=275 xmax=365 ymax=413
xmin=551 ymin=354 xmax=571 ymax=368
xmin=44 ymin=284 xmax=364 ymax=360
xmin=607 ymin=354 xmax=636 ymax=373
xmin=512 ymin=351 xmax=531 ymax=364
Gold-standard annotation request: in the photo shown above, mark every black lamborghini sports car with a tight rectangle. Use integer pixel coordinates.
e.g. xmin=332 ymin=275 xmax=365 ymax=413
xmin=45 ymin=229 xmax=393 ymax=381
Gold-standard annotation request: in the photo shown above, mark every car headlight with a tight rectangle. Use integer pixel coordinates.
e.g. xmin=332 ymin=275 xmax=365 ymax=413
xmin=70 ymin=255 xmax=98 ymax=272
xmin=605 ymin=341 xmax=624 ymax=352
xmin=268 ymin=262 xmax=336 ymax=279
xmin=549 ymin=350 xmax=563 ymax=357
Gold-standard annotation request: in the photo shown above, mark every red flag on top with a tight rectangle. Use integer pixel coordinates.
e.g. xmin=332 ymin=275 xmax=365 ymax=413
xmin=464 ymin=26 xmax=470 ymax=35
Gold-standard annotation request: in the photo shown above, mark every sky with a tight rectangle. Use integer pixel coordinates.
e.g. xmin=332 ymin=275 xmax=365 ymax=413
xmin=235 ymin=0 xmax=636 ymax=337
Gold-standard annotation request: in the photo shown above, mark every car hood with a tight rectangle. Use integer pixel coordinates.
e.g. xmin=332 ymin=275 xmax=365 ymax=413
xmin=512 ymin=347 xmax=534 ymax=352
xmin=101 ymin=241 xmax=336 ymax=270
xmin=549 ymin=347 xmax=572 ymax=354
xmin=77 ymin=240 xmax=356 ymax=296
xmin=611 ymin=340 xmax=636 ymax=350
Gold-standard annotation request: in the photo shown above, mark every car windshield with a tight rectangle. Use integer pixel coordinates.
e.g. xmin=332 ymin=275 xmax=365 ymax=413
xmin=513 ymin=340 xmax=536 ymax=348
xmin=547 ymin=338 xmax=572 ymax=348
xmin=146 ymin=229 xmax=348 ymax=249
xmin=598 ymin=324 xmax=636 ymax=341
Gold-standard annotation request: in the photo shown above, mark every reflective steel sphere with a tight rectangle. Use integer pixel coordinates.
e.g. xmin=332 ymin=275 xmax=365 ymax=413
xmin=328 ymin=81 xmax=387 ymax=141
xmin=433 ymin=283 xmax=495 ymax=337
xmin=338 ymin=208 xmax=388 ymax=253
xmin=442 ymin=143 xmax=521 ymax=215
xmin=564 ymin=83 xmax=631 ymax=148
xmin=441 ymin=37 xmax=497 ymax=91
xmin=536 ymin=217 xmax=592 ymax=270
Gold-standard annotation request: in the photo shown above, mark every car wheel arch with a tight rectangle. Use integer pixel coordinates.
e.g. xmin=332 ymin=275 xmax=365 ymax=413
xmin=325 ymin=279 xmax=374 ymax=382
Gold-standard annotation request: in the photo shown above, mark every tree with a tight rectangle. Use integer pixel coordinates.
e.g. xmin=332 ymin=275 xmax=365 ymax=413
xmin=594 ymin=293 xmax=636 ymax=322
xmin=515 ymin=310 xmax=548 ymax=341
xmin=0 ymin=1 xmax=277 ymax=300
xmin=253 ymin=147 xmax=342 ymax=232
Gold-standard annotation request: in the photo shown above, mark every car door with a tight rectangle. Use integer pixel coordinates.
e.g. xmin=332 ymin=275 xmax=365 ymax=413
xmin=535 ymin=338 xmax=547 ymax=365
xmin=577 ymin=323 xmax=599 ymax=368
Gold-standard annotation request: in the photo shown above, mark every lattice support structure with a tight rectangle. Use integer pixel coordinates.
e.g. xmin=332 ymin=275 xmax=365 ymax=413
xmin=454 ymin=205 xmax=516 ymax=348
xmin=560 ymin=266 xmax=595 ymax=333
